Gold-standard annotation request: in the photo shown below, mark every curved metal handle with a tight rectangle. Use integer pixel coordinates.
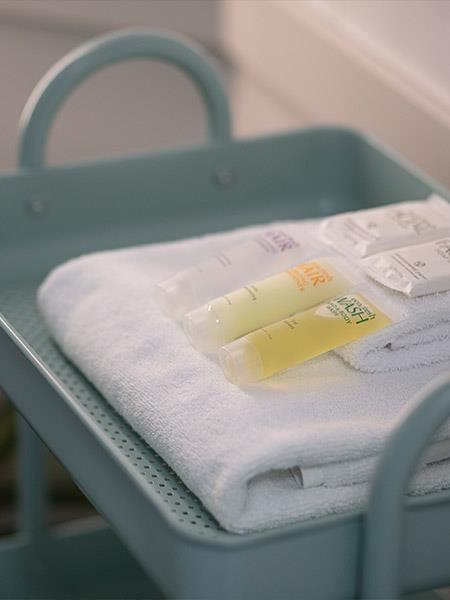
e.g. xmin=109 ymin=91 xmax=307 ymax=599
xmin=362 ymin=372 xmax=450 ymax=599
xmin=19 ymin=28 xmax=231 ymax=169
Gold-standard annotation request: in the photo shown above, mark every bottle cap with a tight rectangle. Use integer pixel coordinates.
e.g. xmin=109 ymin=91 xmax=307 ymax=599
xmin=218 ymin=337 xmax=263 ymax=385
xmin=155 ymin=273 xmax=196 ymax=321
xmin=183 ymin=304 xmax=224 ymax=353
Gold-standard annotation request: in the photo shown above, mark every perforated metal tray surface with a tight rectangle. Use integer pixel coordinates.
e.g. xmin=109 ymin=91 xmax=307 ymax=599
xmin=0 ymin=282 xmax=223 ymax=539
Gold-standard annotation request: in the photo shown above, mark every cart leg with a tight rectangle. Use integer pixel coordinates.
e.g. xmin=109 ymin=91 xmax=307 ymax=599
xmin=17 ymin=416 xmax=47 ymax=538
xmin=0 ymin=412 xmax=156 ymax=599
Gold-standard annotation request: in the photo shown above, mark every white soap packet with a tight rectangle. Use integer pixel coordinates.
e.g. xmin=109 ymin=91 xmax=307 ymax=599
xmin=362 ymin=237 xmax=450 ymax=297
xmin=320 ymin=194 xmax=450 ymax=258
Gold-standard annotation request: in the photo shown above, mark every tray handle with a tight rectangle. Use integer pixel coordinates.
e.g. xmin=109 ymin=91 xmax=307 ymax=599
xmin=361 ymin=372 xmax=450 ymax=599
xmin=18 ymin=28 xmax=231 ymax=168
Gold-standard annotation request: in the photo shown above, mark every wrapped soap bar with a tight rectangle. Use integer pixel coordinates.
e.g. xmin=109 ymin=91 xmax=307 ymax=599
xmin=320 ymin=194 xmax=450 ymax=258
xmin=362 ymin=237 xmax=450 ymax=297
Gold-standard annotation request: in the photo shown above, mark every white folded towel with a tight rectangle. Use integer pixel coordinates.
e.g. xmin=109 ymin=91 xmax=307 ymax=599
xmin=37 ymin=221 xmax=450 ymax=533
xmin=334 ymin=277 xmax=450 ymax=373
xmin=309 ymin=223 xmax=450 ymax=373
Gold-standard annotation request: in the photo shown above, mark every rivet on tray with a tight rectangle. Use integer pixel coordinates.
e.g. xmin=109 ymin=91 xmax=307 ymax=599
xmin=213 ymin=166 xmax=235 ymax=188
xmin=27 ymin=195 xmax=47 ymax=216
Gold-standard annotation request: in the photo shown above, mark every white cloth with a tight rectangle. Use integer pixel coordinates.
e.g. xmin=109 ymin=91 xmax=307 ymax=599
xmin=308 ymin=222 xmax=450 ymax=373
xmin=334 ymin=266 xmax=450 ymax=372
xmin=37 ymin=221 xmax=450 ymax=533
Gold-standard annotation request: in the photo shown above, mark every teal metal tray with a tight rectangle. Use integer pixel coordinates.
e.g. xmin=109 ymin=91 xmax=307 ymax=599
xmin=1 ymin=30 xmax=450 ymax=599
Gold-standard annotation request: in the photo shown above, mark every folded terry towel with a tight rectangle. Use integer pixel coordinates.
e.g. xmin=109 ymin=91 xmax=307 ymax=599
xmin=38 ymin=220 xmax=450 ymax=533
xmin=309 ymin=222 xmax=450 ymax=373
xmin=333 ymin=275 xmax=450 ymax=373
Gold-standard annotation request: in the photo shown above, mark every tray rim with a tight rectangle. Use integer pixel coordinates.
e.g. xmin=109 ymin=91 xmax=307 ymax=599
xmin=0 ymin=125 xmax=447 ymax=204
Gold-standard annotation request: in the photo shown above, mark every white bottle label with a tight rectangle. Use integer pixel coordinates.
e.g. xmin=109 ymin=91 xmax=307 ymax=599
xmin=210 ymin=229 xmax=301 ymax=269
xmin=363 ymin=237 xmax=450 ymax=296
xmin=320 ymin=195 xmax=450 ymax=258
xmin=192 ymin=230 xmax=303 ymax=297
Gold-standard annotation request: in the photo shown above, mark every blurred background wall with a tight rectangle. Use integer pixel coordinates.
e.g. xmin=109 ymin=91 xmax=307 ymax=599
xmin=0 ymin=0 xmax=448 ymax=183
xmin=224 ymin=0 xmax=450 ymax=188
xmin=0 ymin=0 xmax=225 ymax=169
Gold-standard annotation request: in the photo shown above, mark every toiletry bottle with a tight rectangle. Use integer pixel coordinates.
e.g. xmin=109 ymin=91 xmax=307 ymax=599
xmin=184 ymin=257 xmax=357 ymax=353
xmin=156 ymin=228 xmax=312 ymax=320
xmin=219 ymin=292 xmax=398 ymax=384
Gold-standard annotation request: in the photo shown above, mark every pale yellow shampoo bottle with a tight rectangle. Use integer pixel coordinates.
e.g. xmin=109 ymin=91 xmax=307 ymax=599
xmin=219 ymin=292 xmax=398 ymax=385
xmin=183 ymin=257 xmax=357 ymax=353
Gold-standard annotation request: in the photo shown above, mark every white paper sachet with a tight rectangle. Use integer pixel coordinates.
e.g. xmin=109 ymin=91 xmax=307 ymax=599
xmin=362 ymin=237 xmax=450 ymax=297
xmin=320 ymin=194 xmax=450 ymax=258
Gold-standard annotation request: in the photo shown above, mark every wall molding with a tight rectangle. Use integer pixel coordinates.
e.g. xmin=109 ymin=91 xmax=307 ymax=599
xmin=221 ymin=0 xmax=450 ymax=187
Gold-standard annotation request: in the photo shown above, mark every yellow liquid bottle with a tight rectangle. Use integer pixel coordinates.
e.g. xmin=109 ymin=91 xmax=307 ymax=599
xmin=219 ymin=292 xmax=396 ymax=385
xmin=183 ymin=257 xmax=356 ymax=353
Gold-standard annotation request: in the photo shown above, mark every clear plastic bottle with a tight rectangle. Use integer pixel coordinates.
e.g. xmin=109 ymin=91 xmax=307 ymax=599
xmin=156 ymin=228 xmax=312 ymax=320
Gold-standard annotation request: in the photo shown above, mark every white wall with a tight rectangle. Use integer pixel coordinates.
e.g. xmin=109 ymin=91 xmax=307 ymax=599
xmin=309 ymin=0 xmax=450 ymax=113
xmin=311 ymin=0 xmax=450 ymax=114
xmin=1 ymin=0 xmax=449 ymax=186
xmin=0 ymin=1 xmax=222 ymax=171
xmin=222 ymin=0 xmax=450 ymax=188
xmin=0 ymin=0 xmax=219 ymax=45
